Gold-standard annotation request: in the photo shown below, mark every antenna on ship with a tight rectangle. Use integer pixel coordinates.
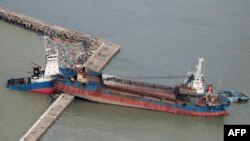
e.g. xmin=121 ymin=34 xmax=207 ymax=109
xmin=195 ymin=57 xmax=204 ymax=80
xmin=215 ymin=79 xmax=223 ymax=94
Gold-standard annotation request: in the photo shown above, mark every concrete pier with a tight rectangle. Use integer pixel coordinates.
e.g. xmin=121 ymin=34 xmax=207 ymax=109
xmin=18 ymin=46 xmax=119 ymax=140
xmin=20 ymin=94 xmax=74 ymax=141
xmin=84 ymin=42 xmax=120 ymax=72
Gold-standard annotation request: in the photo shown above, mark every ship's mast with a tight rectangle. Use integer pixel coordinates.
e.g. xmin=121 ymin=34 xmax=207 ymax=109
xmin=192 ymin=57 xmax=205 ymax=94
xmin=195 ymin=57 xmax=204 ymax=81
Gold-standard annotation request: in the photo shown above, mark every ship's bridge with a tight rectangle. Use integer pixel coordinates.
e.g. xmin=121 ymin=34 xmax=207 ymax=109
xmin=46 ymin=49 xmax=58 ymax=61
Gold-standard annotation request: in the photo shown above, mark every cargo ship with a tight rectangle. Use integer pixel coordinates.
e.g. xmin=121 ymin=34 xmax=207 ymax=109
xmin=6 ymin=48 xmax=75 ymax=94
xmin=54 ymin=58 xmax=230 ymax=116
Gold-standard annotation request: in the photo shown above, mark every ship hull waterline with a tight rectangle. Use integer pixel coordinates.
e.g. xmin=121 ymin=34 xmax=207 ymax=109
xmin=54 ymin=83 xmax=229 ymax=117
xmin=7 ymin=81 xmax=55 ymax=95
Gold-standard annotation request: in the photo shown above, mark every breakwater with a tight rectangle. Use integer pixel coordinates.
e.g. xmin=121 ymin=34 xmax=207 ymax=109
xmin=0 ymin=6 xmax=119 ymax=51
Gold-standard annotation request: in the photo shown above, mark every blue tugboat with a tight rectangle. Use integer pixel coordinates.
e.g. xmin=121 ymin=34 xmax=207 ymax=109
xmin=6 ymin=47 xmax=75 ymax=94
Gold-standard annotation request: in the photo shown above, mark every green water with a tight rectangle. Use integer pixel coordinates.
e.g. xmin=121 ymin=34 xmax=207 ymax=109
xmin=0 ymin=0 xmax=250 ymax=141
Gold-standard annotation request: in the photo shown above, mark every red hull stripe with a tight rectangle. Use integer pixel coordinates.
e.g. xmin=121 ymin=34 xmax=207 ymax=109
xmin=54 ymin=83 xmax=228 ymax=116
xmin=31 ymin=88 xmax=55 ymax=94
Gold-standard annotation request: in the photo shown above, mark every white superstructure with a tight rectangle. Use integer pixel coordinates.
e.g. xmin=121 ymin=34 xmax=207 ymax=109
xmin=185 ymin=57 xmax=205 ymax=94
xmin=44 ymin=48 xmax=59 ymax=76
xmin=31 ymin=37 xmax=60 ymax=83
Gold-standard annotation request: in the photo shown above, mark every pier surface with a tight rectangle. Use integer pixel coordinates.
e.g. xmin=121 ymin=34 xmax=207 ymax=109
xmin=84 ymin=42 xmax=120 ymax=72
xmin=20 ymin=94 xmax=74 ymax=141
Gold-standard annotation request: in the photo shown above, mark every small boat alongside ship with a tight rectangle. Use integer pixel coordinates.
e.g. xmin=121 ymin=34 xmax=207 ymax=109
xmin=6 ymin=36 xmax=76 ymax=94
xmin=53 ymin=58 xmax=231 ymax=116
xmin=6 ymin=48 xmax=75 ymax=94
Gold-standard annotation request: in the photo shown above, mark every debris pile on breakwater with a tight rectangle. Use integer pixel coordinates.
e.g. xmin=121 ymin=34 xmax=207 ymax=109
xmin=43 ymin=36 xmax=96 ymax=67
xmin=0 ymin=6 xmax=101 ymax=50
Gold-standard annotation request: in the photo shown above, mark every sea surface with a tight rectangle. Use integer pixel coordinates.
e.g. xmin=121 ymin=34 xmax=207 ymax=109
xmin=0 ymin=0 xmax=250 ymax=141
